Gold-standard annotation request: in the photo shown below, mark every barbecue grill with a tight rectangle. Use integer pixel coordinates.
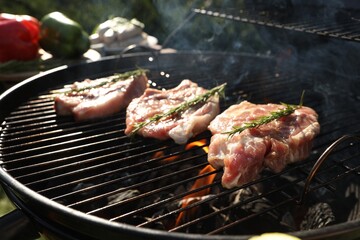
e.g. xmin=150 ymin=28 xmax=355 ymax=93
xmin=1 ymin=2 xmax=360 ymax=240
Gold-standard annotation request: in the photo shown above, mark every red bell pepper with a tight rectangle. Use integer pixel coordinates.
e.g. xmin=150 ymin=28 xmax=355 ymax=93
xmin=0 ymin=13 xmax=40 ymax=62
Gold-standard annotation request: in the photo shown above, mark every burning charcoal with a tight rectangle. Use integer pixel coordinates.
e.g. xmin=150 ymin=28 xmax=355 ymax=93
xmin=133 ymin=191 xmax=179 ymax=230
xmin=95 ymin=188 xmax=142 ymax=223
xmin=212 ymin=187 xmax=291 ymax=234
xmin=107 ymin=188 xmax=140 ymax=205
xmin=300 ymin=203 xmax=335 ymax=230
xmin=232 ymin=187 xmax=281 ymax=220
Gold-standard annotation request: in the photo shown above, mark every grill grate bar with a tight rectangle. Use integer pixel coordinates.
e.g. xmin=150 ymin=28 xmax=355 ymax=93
xmin=2 ymin=120 xmax=58 ymax=136
xmin=3 ymin=114 xmax=58 ymax=126
xmin=10 ymin=137 xmax=144 ymax=180
xmin=321 ymin=23 xmax=360 ymax=36
xmin=5 ymin=106 xmax=54 ymax=121
xmin=2 ymin=128 xmax=125 ymax=162
xmin=22 ymin=139 xmax=166 ymax=187
xmin=2 ymin=113 xmax=60 ymax=130
xmin=28 ymin=143 xmax=208 ymax=192
xmin=137 ymin=168 xmax=300 ymax=229
xmin=110 ymin=177 xmax=220 ymax=222
xmin=1 ymin=119 xmax=124 ymax=146
xmin=12 ymin=97 xmax=53 ymax=107
xmin=5 ymin=99 xmax=54 ymax=118
xmin=93 ymin=165 xmax=221 ymax=218
xmin=59 ymin=151 xmax=209 ymax=205
xmin=8 ymin=96 xmax=54 ymax=111
xmin=304 ymin=150 xmax=360 ymax=193
xmin=194 ymin=8 xmax=360 ymax=42
xmin=1 ymin=117 xmax=124 ymax=150
xmin=171 ymin=179 xmax=301 ymax=233
xmin=115 ymin=179 xmax=221 ymax=223
xmin=2 ymin=130 xmax=84 ymax=152
xmin=135 ymin=179 xmax=231 ymax=228
xmin=292 ymin=20 xmax=354 ymax=33
xmin=207 ymin=197 xmax=295 ymax=235
xmin=13 ymin=99 xmax=53 ymax=109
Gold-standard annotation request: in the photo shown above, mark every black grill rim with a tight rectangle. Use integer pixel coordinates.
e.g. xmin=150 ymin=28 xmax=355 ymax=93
xmin=1 ymin=51 xmax=360 ymax=240
xmin=4 ymin=166 xmax=360 ymax=240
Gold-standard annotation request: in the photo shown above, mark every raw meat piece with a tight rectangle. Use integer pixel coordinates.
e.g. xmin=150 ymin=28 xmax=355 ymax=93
xmin=54 ymin=73 xmax=148 ymax=121
xmin=125 ymin=80 xmax=220 ymax=144
xmin=208 ymin=101 xmax=320 ymax=189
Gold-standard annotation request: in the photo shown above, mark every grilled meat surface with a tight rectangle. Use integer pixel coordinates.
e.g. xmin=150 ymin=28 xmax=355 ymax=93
xmin=208 ymin=101 xmax=320 ymax=189
xmin=125 ymin=79 xmax=220 ymax=144
xmin=54 ymin=73 xmax=148 ymax=121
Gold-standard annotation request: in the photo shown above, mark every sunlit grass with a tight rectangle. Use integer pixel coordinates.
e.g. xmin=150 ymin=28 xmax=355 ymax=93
xmin=0 ymin=185 xmax=15 ymax=216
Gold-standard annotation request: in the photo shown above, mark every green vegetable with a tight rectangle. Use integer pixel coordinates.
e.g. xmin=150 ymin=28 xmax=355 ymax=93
xmin=224 ymin=91 xmax=305 ymax=138
xmin=39 ymin=11 xmax=90 ymax=59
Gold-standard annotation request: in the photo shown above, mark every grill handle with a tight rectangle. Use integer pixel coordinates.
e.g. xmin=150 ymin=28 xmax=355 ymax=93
xmin=0 ymin=209 xmax=40 ymax=240
xmin=298 ymin=134 xmax=360 ymax=204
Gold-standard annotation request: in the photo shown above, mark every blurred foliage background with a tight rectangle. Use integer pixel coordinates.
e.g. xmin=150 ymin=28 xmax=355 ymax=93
xmin=0 ymin=185 xmax=14 ymax=216
xmin=1 ymin=0 xmax=268 ymax=52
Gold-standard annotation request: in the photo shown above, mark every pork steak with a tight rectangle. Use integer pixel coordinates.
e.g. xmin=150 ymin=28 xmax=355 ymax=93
xmin=125 ymin=80 xmax=220 ymax=144
xmin=208 ymin=100 xmax=320 ymax=189
xmin=54 ymin=72 xmax=148 ymax=121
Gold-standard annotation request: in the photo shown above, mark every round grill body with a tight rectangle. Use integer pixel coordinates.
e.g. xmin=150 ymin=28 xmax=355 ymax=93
xmin=1 ymin=52 xmax=360 ymax=240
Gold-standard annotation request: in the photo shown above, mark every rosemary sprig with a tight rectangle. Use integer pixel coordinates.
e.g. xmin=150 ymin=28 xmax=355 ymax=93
xmin=224 ymin=91 xmax=305 ymax=138
xmin=130 ymin=82 xmax=227 ymax=136
xmin=65 ymin=68 xmax=148 ymax=94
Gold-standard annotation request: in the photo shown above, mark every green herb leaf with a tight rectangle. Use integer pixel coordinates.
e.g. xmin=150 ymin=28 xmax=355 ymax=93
xmin=130 ymin=82 xmax=227 ymax=136
xmin=224 ymin=91 xmax=305 ymax=138
xmin=65 ymin=68 xmax=148 ymax=94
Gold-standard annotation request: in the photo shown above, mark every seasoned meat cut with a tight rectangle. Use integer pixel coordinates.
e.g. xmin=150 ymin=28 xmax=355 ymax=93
xmin=54 ymin=72 xmax=148 ymax=121
xmin=125 ymin=80 xmax=220 ymax=144
xmin=208 ymin=101 xmax=320 ymax=189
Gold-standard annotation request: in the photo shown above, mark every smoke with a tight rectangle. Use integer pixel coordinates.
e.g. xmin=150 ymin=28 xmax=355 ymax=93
xmin=145 ymin=0 xmax=360 ymax=104
xmin=151 ymin=1 xmax=267 ymax=53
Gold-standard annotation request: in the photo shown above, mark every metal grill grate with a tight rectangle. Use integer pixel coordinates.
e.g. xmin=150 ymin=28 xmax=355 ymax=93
xmin=1 ymin=53 xmax=360 ymax=236
xmin=193 ymin=7 xmax=360 ymax=42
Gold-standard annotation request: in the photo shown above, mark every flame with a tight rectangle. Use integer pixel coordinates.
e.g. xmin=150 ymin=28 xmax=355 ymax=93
xmin=185 ymin=139 xmax=209 ymax=153
xmin=153 ymin=150 xmax=178 ymax=162
xmin=175 ymin=164 xmax=216 ymax=227
xmin=153 ymin=139 xmax=208 ymax=163
xmin=152 ymin=139 xmax=216 ymax=227
xmin=173 ymin=139 xmax=215 ymax=227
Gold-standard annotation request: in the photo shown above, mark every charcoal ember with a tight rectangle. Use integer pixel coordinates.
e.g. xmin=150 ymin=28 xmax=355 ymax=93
xmin=300 ymin=203 xmax=335 ymax=230
xmin=93 ymin=188 xmax=141 ymax=221
xmin=136 ymin=192 xmax=179 ymax=230
xmin=107 ymin=189 xmax=140 ymax=205
xmin=213 ymin=187 xmax=290 ymax=234
xmin=230 ymin=187 xmax=281 ymax=220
